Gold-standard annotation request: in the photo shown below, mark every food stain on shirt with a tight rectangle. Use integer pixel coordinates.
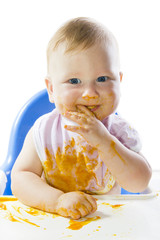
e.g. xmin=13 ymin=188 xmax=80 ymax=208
xmin=43 ymin=137 xmax=104 ymax=193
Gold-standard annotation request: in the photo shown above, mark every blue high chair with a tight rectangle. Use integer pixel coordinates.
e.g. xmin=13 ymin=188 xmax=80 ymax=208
xmin=1 ymin=89 xmax=138 ymax=195
xmin=1 ymin=89 xmax=55 ymax=195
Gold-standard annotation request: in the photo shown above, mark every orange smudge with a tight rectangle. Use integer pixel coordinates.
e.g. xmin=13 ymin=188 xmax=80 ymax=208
xmin=6 ymin=212 xmax=21 ymax=223
xmin=82 ymin=95 xmax=98 ymax=100
xmin=101 ymin=202 xmax=110 ymax=206
xmin=13 ymin=205 xmax=58 ymax=219
xmin=110 ymin=141 xmax=126 ymax=164
xmin=5 ymin=208 xmax=40 ymax=227
xmin=43 ymin=138 xmax=99 ymax=193
xmin=1 ymin=202 xmax=46 ymax=228
xmin=102 ymin=202 xmax=124 ymax=209
xmin=12 ymin=205 xmax=44 ymax=217
xmin=20 ymin=218 xmax=40 ymax=227
xmin=67 ymin=216 xmax=101 ymax=230
xmin=24 ymin=207 xmax=46 ymax=216
xmin=0 ymin=203 xmax=7 ymax=210
xmin=51 ymin=213 xmax=59 ymax=219
xmin=0 ymin=196 xmax=18 ymax=202
xmin=111 ymin=204 xmax=124 ymax=209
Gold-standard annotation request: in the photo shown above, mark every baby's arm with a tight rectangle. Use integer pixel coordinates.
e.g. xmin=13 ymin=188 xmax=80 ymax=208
xmin=11 ymin=128 xmax=63 ymax=212
xmin=64 ymin=106 xmax=152 ymax=193
xmin=11 ymin=128 xmax=97 ymax=219
xmin=98 ymin=136 xmax=152 ymax=193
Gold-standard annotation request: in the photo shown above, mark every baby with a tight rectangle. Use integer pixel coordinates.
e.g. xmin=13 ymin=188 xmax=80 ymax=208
xmin=11 ymin=17 xmax=152 ymax=220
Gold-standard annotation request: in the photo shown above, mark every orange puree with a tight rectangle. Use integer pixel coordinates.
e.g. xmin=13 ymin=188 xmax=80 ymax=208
xmin=12 ymin=206 xmax=42 ymax=217
xmin=67 ymin=216 xmax=101 ymax=230
xmin=102 ymin=202 xmax=124 ymax=209
xmin=6 ymin=212 xmax=21 ymax=223
xmin=24 ymin=207 xmax=47 ymax=217
xmin=6 ymin=211 xmax=40 ymax=227
xmin=43 ymin=138 xmax=101 ymax=192
xmin=12 ymin=205 xmax=58 ymax=218
xmin=19 ymin=218 xmax=40 ymax=227
xmin=82 ymin=95 xmax=98 ymax=100
xmin=0 ymin=196 xmax=17 ymax=202
xmin=0 ymin=203 xmax=7 ymax=210
xmin=0 ymin=199 xmax=59 ymax=228
xmin=111 ymin=204 xmax=124 ymax=209
xmin=110 ymin=141 xmax=126 ymax=164
xmin=3 ymin=205 xmax=43 ymax=227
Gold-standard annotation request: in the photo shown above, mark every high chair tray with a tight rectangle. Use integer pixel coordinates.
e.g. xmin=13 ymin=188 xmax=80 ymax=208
xmin=0 ymin=170 xmax=160 ymax=240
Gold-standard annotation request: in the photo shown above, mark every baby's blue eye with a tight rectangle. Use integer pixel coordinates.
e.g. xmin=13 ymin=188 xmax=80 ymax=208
xmin=97 ymin=76 xmax=108 ymax=82
xmin=69 ymin=78 xmax=81 ymax=84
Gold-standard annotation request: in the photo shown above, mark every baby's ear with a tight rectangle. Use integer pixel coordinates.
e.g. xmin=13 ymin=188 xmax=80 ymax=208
xmin=119 ymin=72 xmax=123 ymax=82
xmin=45 ymin=77 xmax=54 ymax=103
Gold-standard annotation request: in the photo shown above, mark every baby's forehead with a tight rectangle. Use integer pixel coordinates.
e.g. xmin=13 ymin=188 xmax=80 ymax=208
xmin=48 ymin=41 xmax=120 ymax=80
xmin=47 ymin=18 xmax=120 ymax=75
xmin=52 ymin=37 xmax=118 ymax=59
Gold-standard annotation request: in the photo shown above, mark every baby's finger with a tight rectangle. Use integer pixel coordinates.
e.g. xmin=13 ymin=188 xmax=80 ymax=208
xmin=69 ymin=209 xmax=81 ymax=220
xmin=81 ymin=198 xmax=93 ymax=213
xmin=64 ymin=111 xmax=87 ymax=125
xmin=77 ymin=105 xmax=95 ymax=117
xmin=85 ymin=195 xmax=97 ymax=213
xmin=57 ymin=207 xmax=69 ymax=217
xmin=76 ymin=204 xmax=89 ymax=218
xmin=64 ymin=125 xmax=82 ymax=133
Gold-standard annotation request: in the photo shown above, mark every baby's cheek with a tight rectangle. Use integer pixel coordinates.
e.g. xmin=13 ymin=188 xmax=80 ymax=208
xmin=58 ymin=95 xmax=78 ymax=112
xmin=106 ymin=90 xmax=120 ymax=108
xmin=112 ymin=91 xmax=120 ymax=110
xmin=63 ymin=90 xmax=79 ymax=106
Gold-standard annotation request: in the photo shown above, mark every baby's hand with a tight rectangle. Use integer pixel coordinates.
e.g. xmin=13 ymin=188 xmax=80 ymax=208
xmin=64 ymin=105 xmax=110 ymax=148
xmin=54 ymin=191 xmax=97 ymax=220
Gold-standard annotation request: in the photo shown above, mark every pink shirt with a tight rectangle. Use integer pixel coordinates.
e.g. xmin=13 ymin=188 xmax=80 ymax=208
xmin=33 ymin=109 xmax=142 ymax=194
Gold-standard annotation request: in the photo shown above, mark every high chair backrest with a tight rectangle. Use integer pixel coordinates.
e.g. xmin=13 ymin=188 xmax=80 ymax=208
xmin=1 ymin=89 xmax=55 ymax=195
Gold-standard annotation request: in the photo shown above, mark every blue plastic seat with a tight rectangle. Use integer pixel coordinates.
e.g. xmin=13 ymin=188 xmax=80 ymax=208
xmin=1 ymin=89 xmax=55 ymax=195
xmin=1 ymin=89 xmax=138 ymax=195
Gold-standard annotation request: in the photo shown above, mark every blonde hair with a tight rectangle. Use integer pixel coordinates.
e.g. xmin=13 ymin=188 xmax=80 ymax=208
xmin=47 ymin=17 xmax=118 ymax=74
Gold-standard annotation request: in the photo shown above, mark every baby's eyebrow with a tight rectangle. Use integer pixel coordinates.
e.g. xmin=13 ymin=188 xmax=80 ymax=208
xmin=62 ymin=71 xmax=81 ymax=78
xmin=62 ymin=69 xmax=116 ymax=81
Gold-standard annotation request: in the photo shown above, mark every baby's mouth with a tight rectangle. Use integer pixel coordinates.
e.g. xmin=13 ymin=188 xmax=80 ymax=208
xmin=86 ymin=105 xmax=100 ymax=112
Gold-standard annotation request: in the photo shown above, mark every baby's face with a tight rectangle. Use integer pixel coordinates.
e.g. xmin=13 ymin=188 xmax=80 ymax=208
xmin=46 ymin=42 xmax=122 ymax=121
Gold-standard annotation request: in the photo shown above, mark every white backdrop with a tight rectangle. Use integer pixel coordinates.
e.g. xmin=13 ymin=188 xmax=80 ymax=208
xmin=0 ymin=0 xmax=160 ymax=170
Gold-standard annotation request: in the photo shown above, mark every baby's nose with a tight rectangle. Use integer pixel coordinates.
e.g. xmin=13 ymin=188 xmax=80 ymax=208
xmin=82 ymin=86 xmax=99 ymax=100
